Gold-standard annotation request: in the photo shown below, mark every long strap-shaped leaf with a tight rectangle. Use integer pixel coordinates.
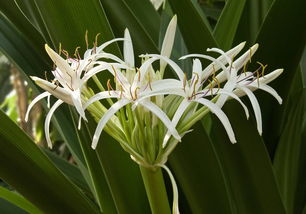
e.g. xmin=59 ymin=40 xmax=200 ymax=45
xmin=0 ymin=110 xmax=100 ymax=214
xmin=253 ymin=0 xmax=306 ymax=148
xmin=274 ymin=89 xmax=306 ymax=214
xmin=0 ymin=186 xmax=42 ymax=214
xmin=213 ymin=0 xmax=247 ymax=50
xmin=168 ymin=0 xmax=217 ymax=54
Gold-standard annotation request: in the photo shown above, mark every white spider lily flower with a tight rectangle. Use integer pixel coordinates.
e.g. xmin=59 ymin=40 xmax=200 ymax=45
xmin=83 ymin=30 xmax=181 ymax=149
xmin=138 ymin=56 xmax=248 ymax=147
xmin=205 ymin=44 xmax=282 ymax=135
xmin=25 ymin=44 xmax=127 ymax=148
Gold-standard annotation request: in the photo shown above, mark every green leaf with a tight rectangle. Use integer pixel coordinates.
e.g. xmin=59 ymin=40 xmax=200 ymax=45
xmin=169 ymin=122 xmax=232 ymax=213
xmin=0 ymin=186 xmax=42 ymax=214
xmin=0 ymin=110 xmax=100 ymax=214
xmin=210 ymin=101 xmax=286 ymax=214
xmin=30 ymin=0 xmax=120 ymax=55
xmin=70 ymin=110 xmax=117 ymax=213
xmin=213 ymin=0 xmax=247 ymax=49
xmin=43 ymin=149 xmax=91 ymax=195
xmin=99 ymin=0 xmax=159 ymax=59
xmin=92 ymin=124 xmax=151 ymax=213
xmin=168 ymin=0 xmax=217 ymax=54
xmin=274 ymin=89 xmax=306 ymax=214
xmin=0 ymin=12 xmax=91 ymax=185
xmin=0 ymin=198 xmax=27 ymax=214
xmin=253 ymin=0 xmax=306 ymax=148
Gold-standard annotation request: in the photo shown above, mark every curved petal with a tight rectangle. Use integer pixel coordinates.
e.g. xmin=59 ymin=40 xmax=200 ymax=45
xmin=25 ymin=91 xmax=50 ymax=122
xmin=159 ymin=164 xmax=180 ymax=214
xmin=163 ymin=99 xmax=190 ymax=147
xmin=140 ymin=100 xmax=181 ymax=141
xmin=237 ymin=86 xmax=262 ymax=135
xmin=45 ymin=44 xmax=74 ymax=77
xmin=92 ymin=99 xmax=131 ymax=149
xmin=247 ymin=83 xmax=282 ymax=104
xmin=83 ymin=91 xmax=120 ymax=110
xmin=71 ymin=89 xmax=86 ymax=120
xmin=215 ymin=80 xmax=236 ymax=108
xmin=160 ymin=15 xmax=177 ymax=73
xmin=124 ymin=29 xmax=135 ymax=67
xmin=259 ymin=69 xmax=283 ymax=85
xmin=233 ymin=44 xmax=258 ymax=70
xmin=96 ymin=38 xmax=125 ymax=53
xmin=45 ymin=100 xmax=64 ymax=148
xmin=140 ymin=55 xmax=185 ymax=82
xmin=180 ymin=54 xmax=229 ymax=79
xmin=31 ymin=76 xmax=73 ymax=105
xmin=196 ymin=98 xmax=236 ymax=143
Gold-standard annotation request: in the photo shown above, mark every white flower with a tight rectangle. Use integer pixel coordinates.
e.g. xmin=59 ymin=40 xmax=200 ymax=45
xmin=200 ymin=44 xmax=282 ymax=135
xmin=139 ymin=54 xmax=248 ymax=147
xmin=83 ymin=29 xmax=181 ymax=149
xmin=26 ymin=43 xmax=127 ymax=148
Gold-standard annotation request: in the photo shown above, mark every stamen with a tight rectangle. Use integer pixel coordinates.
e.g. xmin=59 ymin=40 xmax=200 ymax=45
xmin=85 ymin=30 xmax=89 ymax=50
xmin=256 ymin=61 xmax=268 ymax=77
xmin=192 ymin=72 xmax=199 ymax=98
xmin=183 ymin=73 xmax=187 ymax=92
xmin=74 ymin=46 xmax=81 ymax=60
xmin=134 ymin=87 xmax=140 ymax=100
xmin=44 ymin=71 xmax=49 ymax=81
xmin=93 ymin=33 xmax=101 ymax=54
xmin=107 ymin=79 xmax=113 ymax=95
xmin=208 ymin=80 xmax=214 ymax=96
xmin=61 ymin=49 xmax=69 ymax=60
xmin=66 ymin=72 xmax=73 ymax=90
xmin=52 ymin=80 xmax=59 ymax=90
xmin=256 ymin=70 xmax=260 ymax=87
xmin=137 ymin=68 xmax=141 ymax=82
xmin=58 ymin=43 xmax=62 ymax=55
xmin=249 ymin=47 xmax=252 ymax=63
xmin=148 ymin=72 xmax=152 ymax=90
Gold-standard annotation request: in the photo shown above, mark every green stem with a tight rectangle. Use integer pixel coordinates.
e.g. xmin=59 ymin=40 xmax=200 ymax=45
xmin=140 ymin=166 xmax=171 ymax=214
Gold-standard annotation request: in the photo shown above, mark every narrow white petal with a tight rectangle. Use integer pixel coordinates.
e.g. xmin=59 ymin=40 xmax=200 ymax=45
xmin=25 ymin=91 xmax=50 ymax=122
xmin=45 ymin=100 xmax=64 ymax=148
xmin=83 ymin=91 xmax=120 ymax=110
xmin=45 ymin=44 xmax=74 ymax=76
xmin=71 ymin=89 xmax=86 ymax=120
xmin=216 ymin=81 xmax=236 ymax=108
xmin=259 ymin=69 xmax=283 ymax=85
xmin=124 ymin=29 xmax=135 ymax=67
xmin=92 ymin=99 xmax=131 ymax=149
xmin=196 ymin=98 xmax=236 ymax=143
xmin=96 ymin=38 xmax=125 ymax=53
xmin=159 ymin=164 xmax=180 ymax=214
xmin=163 ymin=99 xmax=190 ymax=147
xmin=140 ymin=100 xmax=181 ymax=141
xmin=140 ymin=55 xmax=185 ymax=82
xmin=180 ymin=54 xmax=228 ymax=79
xmin=233 ymin=44 xmax=259 ymax=70
xmin=160 ymin=15 xmax=177 ymax=72
xmin=95 ymin=52 xmax=127 ymax=65
xmin=247 ymin=83 xmax=282 ymax=104
xmin=217 ymin=90 xmax=249 ymax=119
xmin=31 ymin=76 xmax=73 ymax=105
xmin=237 ymin=86 xmax=262 ymax=135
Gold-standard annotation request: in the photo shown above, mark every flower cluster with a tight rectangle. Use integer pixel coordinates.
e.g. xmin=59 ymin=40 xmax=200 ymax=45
xmin=26 ymin=16 xmax=282 ymax=213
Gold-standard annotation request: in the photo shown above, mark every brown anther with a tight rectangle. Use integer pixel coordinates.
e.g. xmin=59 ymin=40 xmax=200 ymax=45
xmin=61 ymin=49 xmax=69 ymax=59
xmin=44 ymin=71 xmax=49 ymax=81
xmin=137 ymin=68 xmax=141 ymax=81
xmin=134 ymin=87 xmax=140 ymax=100
xmin=74 ymin=46 xmax=81 ymax=60
xmin=107 ymin=79 xmax=113 ymax=96
xmin=148 ymin=72 xmax=152 ymax=90
xmin=58 ymin=43 xmax=62 ymax=55
xmin=52 ymin=80 xmax=59 ymax=90
xmin=93 ymin=33 xmax=101 ymax=54
xmin=85 ymin=30 xmax=89 ymax=50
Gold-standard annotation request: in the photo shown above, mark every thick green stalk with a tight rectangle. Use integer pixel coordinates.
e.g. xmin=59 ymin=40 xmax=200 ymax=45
xmin=140 ymin=166 xmax=171 ymax=214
